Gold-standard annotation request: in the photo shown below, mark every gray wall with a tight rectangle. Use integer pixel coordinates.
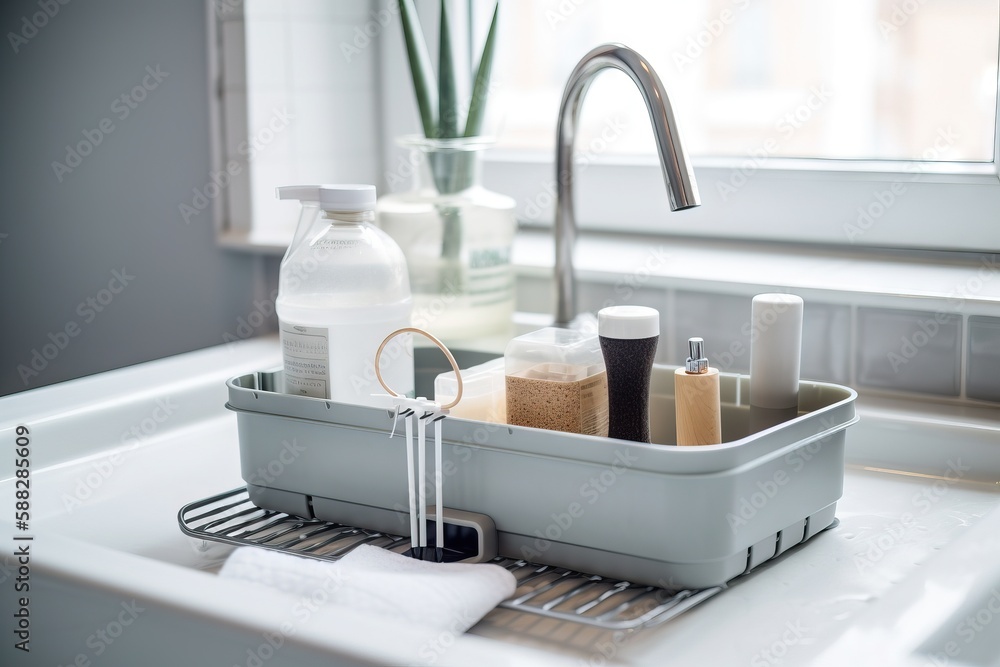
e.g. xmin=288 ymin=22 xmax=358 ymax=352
xmin=0 ymin=0 xmax=267 ymax=396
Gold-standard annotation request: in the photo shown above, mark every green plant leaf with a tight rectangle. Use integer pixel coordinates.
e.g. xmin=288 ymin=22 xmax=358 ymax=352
xmin=437 ymin=0 xmax=459 ymax=138
xmin=463 ymin=2 xmax=498 ymax=137
xmin=399 ymin=0 xmax=438 ymax=138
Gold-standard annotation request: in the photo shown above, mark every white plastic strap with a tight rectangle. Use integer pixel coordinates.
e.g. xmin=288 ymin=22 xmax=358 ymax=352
xmin=403 ymin=410 xmax=417 ymax=548
xmin=434 ymin=417 xmax=444 ymax=551
xmin=417 ymin=410 xmax=427 ymax=548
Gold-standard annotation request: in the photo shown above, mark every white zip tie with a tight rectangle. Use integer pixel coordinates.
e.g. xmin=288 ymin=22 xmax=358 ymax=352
xmin=417 ymin=409 xmax=427 ymax=548
xmin=403 ymin=410 xmax=417 ymax=549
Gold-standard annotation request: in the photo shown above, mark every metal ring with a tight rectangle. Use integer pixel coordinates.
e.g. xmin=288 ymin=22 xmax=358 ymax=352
xmin=374 ymin=327 xmax=463 ymax=410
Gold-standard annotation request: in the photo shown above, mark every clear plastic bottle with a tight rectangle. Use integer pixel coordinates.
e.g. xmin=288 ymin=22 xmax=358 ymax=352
xmin=276 ymin=184 xmax=414 ymax=404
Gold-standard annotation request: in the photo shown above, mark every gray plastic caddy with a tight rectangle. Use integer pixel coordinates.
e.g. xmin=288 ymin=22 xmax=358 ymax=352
xmin=226 ymin=363 xmax=857 ymax=589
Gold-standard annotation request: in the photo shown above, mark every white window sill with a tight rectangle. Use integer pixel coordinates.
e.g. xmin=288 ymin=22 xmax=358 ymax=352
xmin=219 ymin=227 xmax=999 ymax=313
xmin=511 ymin=228 xmax=1000 ymax=314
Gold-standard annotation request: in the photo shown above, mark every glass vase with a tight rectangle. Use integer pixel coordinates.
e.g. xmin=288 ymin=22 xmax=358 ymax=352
xmin=376 ymin=136 xmax=517 ymax=342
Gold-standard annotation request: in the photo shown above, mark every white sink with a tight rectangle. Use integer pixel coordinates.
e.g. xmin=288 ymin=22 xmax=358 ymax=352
xmin=816 ymin=500 xmax=1000 ymax=667
xmin=2 ymin=336 xmax=998 ymax=666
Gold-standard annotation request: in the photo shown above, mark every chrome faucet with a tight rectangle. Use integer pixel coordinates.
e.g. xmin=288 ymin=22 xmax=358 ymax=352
xmin=554 ymin=43 xmax=700 ymax=326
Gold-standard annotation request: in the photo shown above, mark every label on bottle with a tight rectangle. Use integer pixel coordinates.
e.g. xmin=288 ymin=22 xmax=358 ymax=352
xmin=579 ymin=371 xmax=609 ymax=437
xmin=280 ymin=322 xmax=330 ymax=398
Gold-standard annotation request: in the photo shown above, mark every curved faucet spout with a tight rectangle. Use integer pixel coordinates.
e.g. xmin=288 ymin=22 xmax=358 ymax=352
xmin=554 ymin=43 xmax=700 ymax=326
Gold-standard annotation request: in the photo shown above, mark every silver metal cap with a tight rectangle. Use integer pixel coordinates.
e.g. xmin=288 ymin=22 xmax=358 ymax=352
xmin=685 ymin=337 xmax=708 ymax=373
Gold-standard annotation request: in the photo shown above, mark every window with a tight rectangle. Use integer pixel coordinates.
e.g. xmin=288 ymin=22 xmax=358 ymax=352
xmin=459 ymin=0 xmax=1000 ymax=251
xmin=492 ymin=0 xmax=998 ymax=162
xmin=215 ymin=1 xmax=1000 ymax=252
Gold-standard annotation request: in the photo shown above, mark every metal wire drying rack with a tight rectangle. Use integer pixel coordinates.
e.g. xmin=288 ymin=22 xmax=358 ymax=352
xmin=178 ymin=487 xmax=724 ymax=631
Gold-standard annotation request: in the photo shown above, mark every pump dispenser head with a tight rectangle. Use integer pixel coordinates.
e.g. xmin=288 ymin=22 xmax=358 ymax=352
xmin=685 ymin=337 xmax=709 ymax=373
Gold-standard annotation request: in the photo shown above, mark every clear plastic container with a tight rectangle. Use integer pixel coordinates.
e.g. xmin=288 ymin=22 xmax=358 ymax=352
xmin=435 ymin=357 xmax=506 ymax=423
xmin=505 ymin=328 xmax=608 ymax=436
xmin=276 ymin=184 xmax=414 ymax=404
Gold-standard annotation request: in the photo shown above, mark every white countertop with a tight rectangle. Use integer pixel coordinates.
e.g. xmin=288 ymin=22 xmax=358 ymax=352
xmin=1 ymin=337 xmax=998 ymax=666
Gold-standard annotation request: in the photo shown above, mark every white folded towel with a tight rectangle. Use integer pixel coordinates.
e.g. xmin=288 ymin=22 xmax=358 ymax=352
xmin=219 ymin=545 xmax=516 ymax=635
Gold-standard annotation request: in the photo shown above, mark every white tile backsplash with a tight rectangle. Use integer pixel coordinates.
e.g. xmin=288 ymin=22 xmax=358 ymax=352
xmin=225 ymin=0 xmax=382 ymax=238
xmin=856 ymin=308 xmax=961 ymax=396
xmin=290 ymin=90 xmax=377 ymax=158
xmin=515 ymin=278 xmax=998 ymax=405
xmin=243 ymin=93 xmax=295 ymax=162
xmin=967 ymin=316 xmax=1000 ymax=402
xmin=289 ymin=20 xmax=377 ymax=90
xmin=801 ymin=303 xmax=851 ymax=385
xmin=245 ymin=18 xmax=288 ymax=90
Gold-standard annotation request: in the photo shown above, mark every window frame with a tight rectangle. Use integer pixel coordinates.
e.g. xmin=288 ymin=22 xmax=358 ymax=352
xmin=379 ymin=1 xmax=1000 ymax=254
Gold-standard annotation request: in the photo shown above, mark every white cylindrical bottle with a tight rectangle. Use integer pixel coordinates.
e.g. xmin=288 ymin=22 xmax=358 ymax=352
xmin=749 ymin=293 xmax=803 ymax=432
xmin=276 ymin=184 xmax=414 ymax=404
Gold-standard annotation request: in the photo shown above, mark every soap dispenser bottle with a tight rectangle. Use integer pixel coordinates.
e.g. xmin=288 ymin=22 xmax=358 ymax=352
xmin=674 ymin=337 xmax=722 ymax=446
xmin=275 ymin=184 xmax=415 ymax=404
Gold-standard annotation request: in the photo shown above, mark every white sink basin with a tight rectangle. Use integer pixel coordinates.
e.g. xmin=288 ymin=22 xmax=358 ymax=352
xmin=2 ymin=336 xmax=998 ymax=666
xmin=816 ymin=499 xmax=1000 ymax=667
